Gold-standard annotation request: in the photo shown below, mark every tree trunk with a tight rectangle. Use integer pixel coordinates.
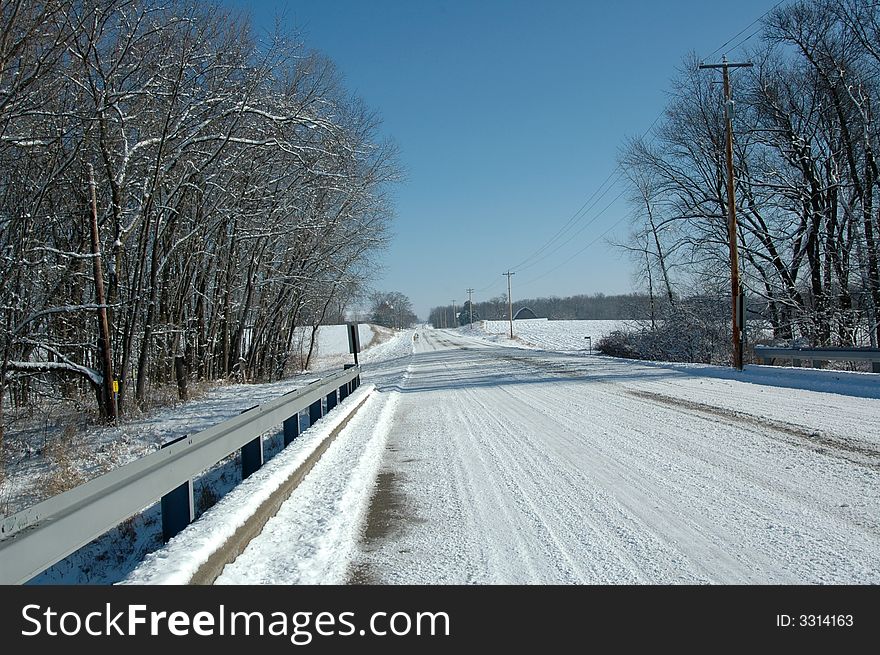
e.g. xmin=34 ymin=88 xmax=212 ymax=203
xmin=174 ymin=355 xmax=188 ymax=401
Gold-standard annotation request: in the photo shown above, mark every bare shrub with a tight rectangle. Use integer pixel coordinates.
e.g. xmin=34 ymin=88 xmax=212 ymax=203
xmin=44 ymin=424 xmax=87 ymax=497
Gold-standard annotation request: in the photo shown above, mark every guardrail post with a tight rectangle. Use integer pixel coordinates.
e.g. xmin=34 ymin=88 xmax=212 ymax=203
xmin=343 ymin=364 xmax=356 ymax=399
xmin=240 ymin=406 xmax=263 ymax=479
xmin=326 ymin=388 xmax=338 ymax=411
xmin=309 ymin=399 xmax=323 ymax=426
xmin=160 ymin=435 xmax=193 ymax=542
xmin=241 ymin=438 xmax=263 ymax=479
xmin=283 ymin=413 xmax=300 ymax=446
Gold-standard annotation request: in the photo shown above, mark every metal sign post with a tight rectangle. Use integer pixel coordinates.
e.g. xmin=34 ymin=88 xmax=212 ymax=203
xmin=347 ymin=323 xmax=361 ymax=367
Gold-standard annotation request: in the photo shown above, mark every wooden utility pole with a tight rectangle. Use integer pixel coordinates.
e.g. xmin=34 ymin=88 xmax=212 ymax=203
xmin=699 ymin=56 xmax=752 ymax=371
xmin=451 ymin=300 xmax=456 ymax=328
xmin=503 ymin=272 xmax=515 ymax=338
xmin=466 ymin=288 xmax=474 ymax=327
xmin=88 ymin=164 xmax=118 ymax=420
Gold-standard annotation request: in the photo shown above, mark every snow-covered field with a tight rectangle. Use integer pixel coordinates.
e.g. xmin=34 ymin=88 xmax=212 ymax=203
xmin=8 ymin=318 xmax=880 ymax=584
xmin=479 ymin=318 xmax=631 ymax=351
xmin=301 ymin=323 xmax=382 ymax=366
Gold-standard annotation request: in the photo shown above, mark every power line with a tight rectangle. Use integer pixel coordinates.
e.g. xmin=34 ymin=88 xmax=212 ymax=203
xmin=495 ymin=113 xmax=664 ymax=285
xmin=507 ymin=168 xmax=624 ymax=272
xmin=518 ymin=209 xmax=638 ymax=289
xmin=465 ymin=2 xmax=787 ymax=303
xmin=704 ymin=0 xmax=785 ymax=60
xmin=469 ymin=174 xmax=623 ymax=296
xmin=515 ymin=184 xmax=628 ymax=275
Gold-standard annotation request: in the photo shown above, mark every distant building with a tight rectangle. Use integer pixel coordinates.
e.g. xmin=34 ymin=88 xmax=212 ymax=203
xmin=513 ymin=307 xmax=539 ymax=320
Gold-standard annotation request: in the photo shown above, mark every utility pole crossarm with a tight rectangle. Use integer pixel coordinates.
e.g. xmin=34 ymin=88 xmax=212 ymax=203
xmin=698 ymin=62 xmax=754 ymax=70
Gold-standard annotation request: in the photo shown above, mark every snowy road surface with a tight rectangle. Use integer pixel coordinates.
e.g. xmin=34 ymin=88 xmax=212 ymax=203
xmin=215 ymin=327 xmax=879 ymax=584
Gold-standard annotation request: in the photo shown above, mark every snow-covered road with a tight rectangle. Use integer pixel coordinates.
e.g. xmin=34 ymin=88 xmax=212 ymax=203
xmin=215 ymin=327 xmax=879 ymax=584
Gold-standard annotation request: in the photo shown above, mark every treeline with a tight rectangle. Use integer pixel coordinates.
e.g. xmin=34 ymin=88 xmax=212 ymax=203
xmin=0 ymin=0 xmax=397 ymax=430
xmin=428 ymin=293 xmax=652 ymax=327
xmin=621 ymin=0 xmax=880 ymax=350
xmin=368 ymin=291 xmax=418 ymax=329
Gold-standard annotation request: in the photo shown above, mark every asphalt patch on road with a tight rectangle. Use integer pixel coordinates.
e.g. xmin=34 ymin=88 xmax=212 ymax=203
xmin=347 ymin=466 xmax=424 ymax=584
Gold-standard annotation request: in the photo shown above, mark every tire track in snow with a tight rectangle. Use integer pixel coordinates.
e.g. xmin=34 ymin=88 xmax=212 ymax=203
xmin=444 ymin=346 xmax=723 ymax=583
xmin=500 ymin=379 xmax=784 ymax=582
xmin=432 ymin=347 xmax=546 ymax=582
xmin=463 ymin=382 xmax=703 ymax=582
xmin=449 ymin=378 xmax=631 ymax=582
xmin=625 ymin=388 xmax=880 ymax=468
xmin=500 ymin=370 xmax=879 ymax=582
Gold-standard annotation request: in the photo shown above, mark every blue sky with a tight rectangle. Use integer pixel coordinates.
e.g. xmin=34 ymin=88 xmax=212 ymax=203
xmin=225 ymin=0 xmax=781 ymax=318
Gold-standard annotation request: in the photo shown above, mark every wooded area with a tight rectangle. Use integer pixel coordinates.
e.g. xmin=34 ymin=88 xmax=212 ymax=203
xmin=621 ymin=0 xmax=880 ymax=352
xmin=0 ymin=0 xmax=398 ymax=435
xmin=428 ymin=293 xmax=653 ymax=328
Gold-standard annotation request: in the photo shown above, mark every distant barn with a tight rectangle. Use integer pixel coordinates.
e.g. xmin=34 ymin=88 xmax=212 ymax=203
xmin=513 ymin=307 xmax=539 ymax=320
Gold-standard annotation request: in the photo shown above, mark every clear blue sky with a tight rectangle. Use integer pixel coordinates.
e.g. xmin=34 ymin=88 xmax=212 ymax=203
xmin=226 ymin=0 xmax=781 ymax=318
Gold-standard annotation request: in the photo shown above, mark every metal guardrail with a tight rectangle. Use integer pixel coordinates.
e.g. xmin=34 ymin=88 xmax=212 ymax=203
xmin=755 ymin=346 xmax=880 ymax=372
xmin=0 ymin=366 xmax=361 ymax=584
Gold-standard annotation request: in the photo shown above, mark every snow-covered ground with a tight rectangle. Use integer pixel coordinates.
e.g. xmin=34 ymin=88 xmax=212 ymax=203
xmin=12 ymin=319 xmax=880 ymax=584
xmin=479 ymin=318 xmax=630 ymax=351
xmin=346 ymin=328 xmax=880 ymax=583
xmin=122 ymin=322 xmax=880 ymax=585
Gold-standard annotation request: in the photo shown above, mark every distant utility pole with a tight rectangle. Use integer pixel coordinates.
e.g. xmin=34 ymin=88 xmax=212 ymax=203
xmin=451 ymin=300 xmax=456 ymax=328
xmin=699 ymin=55 xmax=752 ymax=371
xmin=503 ymin=272 xmax=515 ymax=339
xmin=466 ymin=288 xmax=474 ymax=327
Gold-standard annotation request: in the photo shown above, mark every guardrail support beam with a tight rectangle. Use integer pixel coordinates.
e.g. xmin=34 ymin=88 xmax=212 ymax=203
xmin=309 ymin=399 xmax=323 ymax=426
xmin=326 ymin=389 xmax=338 ymax=411
xmin=241 ymin=437 xmax=263 ymax=479
xmin=283 ymin=413 xmax=300 ymax=446
xmin=161 ymin=480 xmax=194 ymax=542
